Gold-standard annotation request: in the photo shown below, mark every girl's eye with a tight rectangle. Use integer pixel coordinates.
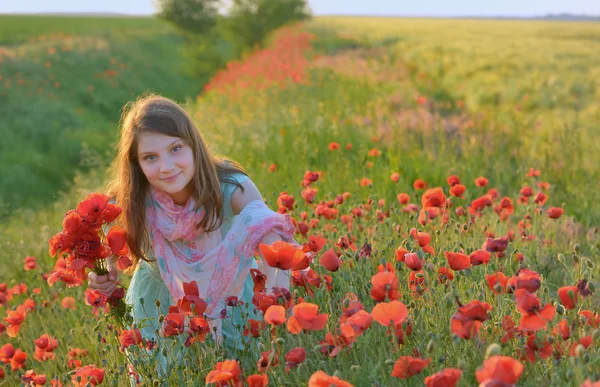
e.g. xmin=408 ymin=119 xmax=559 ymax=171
xmin=172 ymin=145 xmax=182 ymax=152
xmin=144 ymin=155 xmax=156 ymax=161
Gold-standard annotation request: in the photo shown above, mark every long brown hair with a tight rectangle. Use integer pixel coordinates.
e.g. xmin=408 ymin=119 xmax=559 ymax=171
xmin=104 ymin=94 xmax=247 ymax=273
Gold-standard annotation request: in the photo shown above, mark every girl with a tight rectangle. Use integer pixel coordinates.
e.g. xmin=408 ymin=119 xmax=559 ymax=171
xmin=87 ymin=94 xmax=297 ymax=378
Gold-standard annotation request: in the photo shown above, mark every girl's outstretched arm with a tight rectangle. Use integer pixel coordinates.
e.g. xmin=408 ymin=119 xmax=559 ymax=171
xmin=231 ymin=179 xmax=291 ymax=292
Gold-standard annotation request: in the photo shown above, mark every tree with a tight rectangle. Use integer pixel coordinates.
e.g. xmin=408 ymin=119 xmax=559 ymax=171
xmin=154 ymin=0 xmax=222 ymax=35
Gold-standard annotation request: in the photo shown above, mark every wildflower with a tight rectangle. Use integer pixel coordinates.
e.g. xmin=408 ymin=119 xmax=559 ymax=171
xmin=287 ymin=303 xmax=328 ymax=334
xmin=205 ymin=360 xmax=243 ymax=386
xmin=475 ymin=356 xmax=523 ymax=386
xmin=392 ymin=356 xmax=430 ymax=378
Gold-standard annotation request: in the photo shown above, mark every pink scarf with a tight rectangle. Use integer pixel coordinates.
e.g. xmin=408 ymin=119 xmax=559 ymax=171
xmin=146 ymin=186 xmax=296 ymax=318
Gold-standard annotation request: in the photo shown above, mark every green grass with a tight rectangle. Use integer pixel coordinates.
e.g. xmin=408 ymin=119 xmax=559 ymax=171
xmin=0 ymin=15 xmax=201 ymax=217
xmin=0 ymin=17 xmax=598 ymax=386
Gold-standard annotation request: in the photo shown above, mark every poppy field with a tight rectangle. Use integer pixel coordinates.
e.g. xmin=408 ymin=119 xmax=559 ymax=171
xmin=1 ymin=16 xmax=600 ymax=386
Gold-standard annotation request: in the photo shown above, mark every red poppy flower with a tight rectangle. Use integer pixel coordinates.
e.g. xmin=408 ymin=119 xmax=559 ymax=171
xmin=308 ymin=370 xmax=353 ymax=386
xmin=508 ymin=268 xmax=541 ymax=293
xmin=413 ymin=179 xmax=427 ymax=190
xmin=328 ymin=142 xmax=340 ymax=151
xmin=449 ymin=184 xmax=466 ymax=198
xmin=547 ymin=207 xmax=564 ymax=219
xmin=475 ymin=176 xmax=489 ymax=187
xmin=444 ymin=251 xmax=471 ymax=271
xmin=486 ymin=272 xmax=509 ymax=294
xmin=370 ymin=271 xmax=401 ymax=302
xmin=519 ymin=333 xmax=553 ymax=363
xmin=264 ymin=305 xmax=287 ymax=326
xmin=259 ymin=241 xmax=307 ymax=270
xmin=451 ymin=300 xmax=491 ymax=339
xmin=391 ymin=356 xmax=430 ymax=379
xmin=557 ymin=286 xmax=579 ymax=310
xmin=205 ymin=360 xmax=243 ymax=386
xmin=320 ymin=248 xmax=342 ymax=272
xmin=409 ymin=228 xmax=431 ymax=247
xmin=404 ymin=253 xmax=423 ymax=271
xmin=447 ymin=175 xmax=461 ymax=186
xmin=515 ymin=289 xmax=555 ymax=331
xmin=475 ymin=356 xmax=523 ymax=385
xmin=243 ymin=319 xmax=267 ymax=338
xmin=257 ymin=349 xmax=278 ymax=373
xmin=360 ymin=178 xmax=372 ymax=187
xmin=579 ymin=310 xmax=600 ymax=328
xmin=394 ymin=247 xmax=408 ymax=262
xmin=162 ymin=306 xmax=186 ymax=337
xmin=437 ymin=267 xmax=454 ymax=283
xmin=470 ymin=250 xmax=491 ymax=266
xmin=176 ymin=281 xmax=207 ymax=316
xmin=371 ymin=300 xmax=408 ymax=327
xmin=287 ymin=302 xmax=328 ymax=334
xmin=4 ymin=309 xmax=26 ymax=337
xmin=118 ymin=329 xmax=142 ymax=349
xmin=72 ymin=365 xmax=105 ymax=387
xmin=277 ymin=192 xmax=295 ymax=211
xmin=107 ymin=226 xmax=128 ymax=256
xmin=24 ymin=256 xmax=38 ymax=271
xmin=247 ymin=374 xmax=268 ymax=387
xmin=533 ymin=192 xmax=548 ymax=205
xmin=397 ymin=193 xmax=410 ymax=204
xmin=22 ymin=370 xmax=47 ymax=386
xmin=284 ymin=347 xmax=306 ymax=373
xmin=482 ymin=236 xmax=509 ymax=253
xmin=424 ymin=368 xmax=462 ymax=387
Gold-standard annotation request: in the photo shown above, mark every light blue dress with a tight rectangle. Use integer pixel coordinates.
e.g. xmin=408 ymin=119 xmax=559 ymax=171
xmin=124 ymin=172 xmax=261 ymax=379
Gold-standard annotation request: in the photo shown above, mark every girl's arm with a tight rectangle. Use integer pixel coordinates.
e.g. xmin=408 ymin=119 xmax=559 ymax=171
xmin=231 ymin=179 xmax=291 ymax=292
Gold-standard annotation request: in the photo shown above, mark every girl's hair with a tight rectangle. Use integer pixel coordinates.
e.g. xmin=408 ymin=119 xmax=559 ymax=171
xmin=104 ymin=94 xmax=247 ymax=273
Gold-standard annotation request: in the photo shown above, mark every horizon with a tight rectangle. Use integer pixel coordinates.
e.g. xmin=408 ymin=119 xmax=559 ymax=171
xmin=1 ymin=11 xmax=599 ymax=19
xmin=1 ymin=0 xmax=599 ymax=18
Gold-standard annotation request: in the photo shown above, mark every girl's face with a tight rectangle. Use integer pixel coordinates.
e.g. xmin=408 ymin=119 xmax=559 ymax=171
xmin=137 ymin=132 xmax=195 ymax=206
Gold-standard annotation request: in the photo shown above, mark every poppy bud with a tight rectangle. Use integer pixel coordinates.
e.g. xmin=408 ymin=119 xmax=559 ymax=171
xmin=583 ymin=353 xmax=590 ymax=363
xmin=158 ymin=315 xmax=164 ymax=323
xmin=592 ymin=329 xmax=600 ymax=341
xmin=573 ymin=243 xmax=580 ymax=254
xmin=427 ymin=340 xmax=435 ymax=352
xmin=557 ymin=253 xmax=564 ymax=263
xmin=588 ymin=282 xmax=595 ymax=292
xmin=408 ymin=301 xmax=416 ymax=309
xmin=155 ymin=298 xmax=160 ymax=308
xmin=586 ymin=259 xmax=594 ymax=269
xmin=556 ymin=304 xmax=565 ymax=315
xmin=486 ymin=343 xmax=501 ymax=358
xmin=385 ymin=359 xmax=396 ymax=365
xmin=140 ymin=297 xmax=144 ymax=305
xmin=575 ymin=344 xmax=586 ymax=358
xmin=547 ymin=335 xmax=555 ymax=344
xmin=572 ymin=254 xmax=580 ymax=263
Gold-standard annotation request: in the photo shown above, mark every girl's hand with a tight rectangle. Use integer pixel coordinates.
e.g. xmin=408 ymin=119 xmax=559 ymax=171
xmin=87 ymin=266 xmax=118 ymax=296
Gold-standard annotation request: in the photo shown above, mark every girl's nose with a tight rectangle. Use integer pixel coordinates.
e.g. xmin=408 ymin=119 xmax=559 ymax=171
xmin=159 ymin=157 xmax=175 ymax=172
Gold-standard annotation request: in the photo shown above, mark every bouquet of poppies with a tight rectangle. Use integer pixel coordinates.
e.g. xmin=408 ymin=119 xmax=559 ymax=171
xmin=47 ymin=193 xmax=132 ymax=328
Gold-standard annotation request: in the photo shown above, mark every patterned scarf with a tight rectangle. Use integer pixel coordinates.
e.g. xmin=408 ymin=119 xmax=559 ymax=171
xmin=146 ymin=186 xmax=296 ymax=318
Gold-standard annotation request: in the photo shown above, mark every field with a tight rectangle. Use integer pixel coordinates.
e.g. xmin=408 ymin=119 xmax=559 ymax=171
xmin=1 ymin=15 xmax=599 ymax=386
xmin=0 ymin=15 xmax=201 ymax=217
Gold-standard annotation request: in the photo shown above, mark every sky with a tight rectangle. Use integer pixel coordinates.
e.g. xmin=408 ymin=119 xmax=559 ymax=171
xmin=0 ymin=0 xmax=599 ymax=17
